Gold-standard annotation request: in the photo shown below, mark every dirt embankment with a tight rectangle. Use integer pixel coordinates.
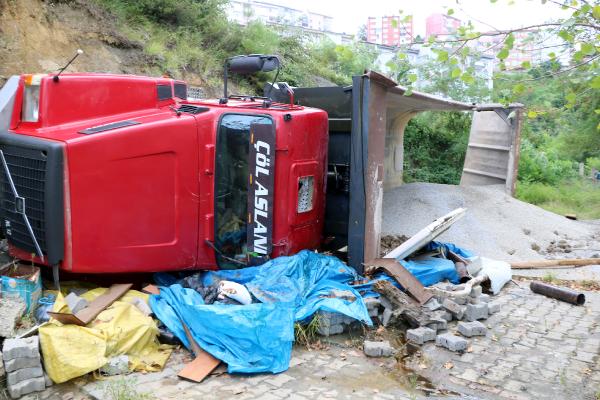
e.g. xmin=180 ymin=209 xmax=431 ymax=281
xmin=0 ymin=0 xmax=155 ymax=86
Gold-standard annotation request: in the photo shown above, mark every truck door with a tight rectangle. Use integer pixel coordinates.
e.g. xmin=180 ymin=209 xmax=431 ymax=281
xmin=213 ymin=114 xmax=274 ymax=269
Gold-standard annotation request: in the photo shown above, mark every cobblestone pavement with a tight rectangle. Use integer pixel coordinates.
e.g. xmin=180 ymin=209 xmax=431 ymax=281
xmin=408 ymin=283 xmax=600 ymax=400
xmin=35 ymin=340 xmax=427 ymax=400
xmin=23 ymin=282 xmax=600 ymax=400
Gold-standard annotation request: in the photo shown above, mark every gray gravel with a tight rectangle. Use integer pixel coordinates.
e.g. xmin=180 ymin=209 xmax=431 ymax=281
xmin=382 ymin=183 xmax=599 ymax=262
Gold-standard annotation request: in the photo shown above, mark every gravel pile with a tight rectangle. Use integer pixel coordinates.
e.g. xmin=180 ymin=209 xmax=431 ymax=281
xmin=382 ymin=183 xmax=600 ymax=262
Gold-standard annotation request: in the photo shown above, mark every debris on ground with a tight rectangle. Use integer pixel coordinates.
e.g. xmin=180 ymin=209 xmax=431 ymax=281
xmin=0 ymin=297 xmax=26 ymax=338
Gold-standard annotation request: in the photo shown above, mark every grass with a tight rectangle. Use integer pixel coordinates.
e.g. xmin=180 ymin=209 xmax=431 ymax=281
xmin=542 ymin=272 xmax=557 ymax=283
xmin=516 ymin=179 xmax=600 ymax=220
xmin=103 ymin=378 xmax=155 ymax=400
xmin=294 ymin=314 xmax=321 ymax=349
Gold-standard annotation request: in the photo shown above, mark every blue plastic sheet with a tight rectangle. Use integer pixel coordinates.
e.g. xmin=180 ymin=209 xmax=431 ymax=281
xmin=149 ymin=250 xmax=371 ymax=374
xmin=400 ymin=257 xmax=460 ymax=286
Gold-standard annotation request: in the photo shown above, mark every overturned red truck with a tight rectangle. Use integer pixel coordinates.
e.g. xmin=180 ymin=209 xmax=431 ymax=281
xmin=0 ymin=54 xmax=523 ymax=279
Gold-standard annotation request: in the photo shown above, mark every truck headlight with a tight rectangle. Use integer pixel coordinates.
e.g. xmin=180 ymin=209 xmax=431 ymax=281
xmin=22 ymin=74 xmax=42 ymax=123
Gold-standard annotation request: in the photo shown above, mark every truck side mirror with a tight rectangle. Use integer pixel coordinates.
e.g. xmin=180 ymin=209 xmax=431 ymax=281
xmin=222 ymin=55 xmax=281 ymax=103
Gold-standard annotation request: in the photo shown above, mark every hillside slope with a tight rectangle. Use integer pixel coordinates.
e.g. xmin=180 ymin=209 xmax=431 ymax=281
xmin=0 ymin=0 xmax=154 ymax=86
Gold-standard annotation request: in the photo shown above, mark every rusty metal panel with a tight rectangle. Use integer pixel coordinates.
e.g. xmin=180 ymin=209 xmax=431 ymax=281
xmin=461 ymin=107 xmax=523 ymax=194
xmin=366 ymin=258 xmax=433 ymax=304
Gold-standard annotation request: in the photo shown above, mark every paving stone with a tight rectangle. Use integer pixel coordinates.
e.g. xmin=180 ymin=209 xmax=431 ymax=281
xmin=457 ymin=321 xmax=487 ymax=337
xmin=423 ymin=298 xmax=441 ymax=311
xmin=469 ymin=286 xmax=482 ymax=298
xmin=363 ymin=340 xmax=394 ymax=357
xmin=442 ymin=298 xmax=465 ymax=320
xmin=364 ymin=297 xmax=381 ymax=318
xmin=3 ymin=356 xmax=41 ymax=373
xmin=2 ymin=336 xmax=40 ymax=360
xmin=436 ymin=333 xmax=468 ymax=352
xmin=479 ymin=294 xmax=491 ymax=303
xmin=425 ymin=315 xmax=448 ymax=331
xmin=440 ymin=311 xmax=453 ymax=322
xmin=265 ymin=373 xmax=293 ymax=387
xmin=406 ymin=327 xmax=436 ymax=345
xmin=65 ymin=292 xmax=88 ymax=314
xmin=7 ymin=376 xmax=45 ymax=399
xmin=7 ymin=366 xmax=43 ymax=386
xmin=465 ymin=303 xmax=488 ymax=321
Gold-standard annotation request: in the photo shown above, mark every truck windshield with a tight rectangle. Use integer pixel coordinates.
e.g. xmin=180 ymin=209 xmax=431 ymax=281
xmin=214 ymin=114 xmax=272 ymax=268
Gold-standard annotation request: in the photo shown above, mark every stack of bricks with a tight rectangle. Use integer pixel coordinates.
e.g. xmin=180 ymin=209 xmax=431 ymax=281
xmin=3 ymin=336 xmax=48 ymax=398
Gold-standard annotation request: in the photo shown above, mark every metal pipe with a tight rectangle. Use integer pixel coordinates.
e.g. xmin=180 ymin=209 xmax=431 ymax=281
xmin=530 ymin=281 xmax=585 ymax=305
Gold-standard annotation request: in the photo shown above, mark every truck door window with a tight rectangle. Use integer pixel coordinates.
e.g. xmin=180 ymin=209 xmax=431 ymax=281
xmin=214 ymin=114 xmax=272 ymax=268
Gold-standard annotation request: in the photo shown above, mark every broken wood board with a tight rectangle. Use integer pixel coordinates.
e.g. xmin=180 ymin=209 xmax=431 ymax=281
xmin=178 ymin=320 xmax=221 ymax=383
xmin=372 ymin=280 xmax=430 ymax=328
xmin=48 ymin=283 xmax=132 ymax=326
xmin=366 ymin=258 xmax=433 ymax=305
xmin=142 ymin=284 xmax=161 ymax=295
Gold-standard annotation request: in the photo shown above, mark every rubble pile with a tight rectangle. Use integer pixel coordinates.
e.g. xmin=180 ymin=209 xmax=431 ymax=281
xmin=383 ymin=183 xmax=598 ymax=261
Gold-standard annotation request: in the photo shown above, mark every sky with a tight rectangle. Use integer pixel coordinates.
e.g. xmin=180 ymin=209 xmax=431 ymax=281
xmin=269 ymin=0 xmax=571 ymax=35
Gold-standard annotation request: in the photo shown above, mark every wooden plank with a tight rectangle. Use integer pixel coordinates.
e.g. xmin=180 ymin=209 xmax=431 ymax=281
xmin=47 ymin=312 xmax=85 ymax=325
xmin=142 ymin=284 xmax=161 ymax=295
xmin=366 ymin=258 xmax=433 ymax=305
xmin=49 ymin=283 xmax=132 ymax=326
xmin=76 ymin=283 xmax=133 ymax=325
xmin=178 ymin=320 xmax=220 ymax=383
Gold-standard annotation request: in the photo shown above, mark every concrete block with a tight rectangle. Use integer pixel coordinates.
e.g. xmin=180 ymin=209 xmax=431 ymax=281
xmin=469 ymin=286 xmax=482 ymax=298
xmin=453 ymin=296 xmax=468 ymax=305
xmin=423 ymin=298 xmax=441 ymax=311
xmin=440 ymin=311 xmax=453 ymax=322
xmin=0 ymin=351 xmax=4 ymax=378
xmin=488 ymin=301 xmax=501 ymax=314
xmin=382 ymin=308 xmax=392 ymax=327
xmin=457 ymin=321 xmax=487 ymax=337
xmin=65 ymin=292 xmax=88 ymax=314
xmin=99 ymin=355 xmax=129 ymax=376
xmin=363 ymin=340 xmax=394 ymax=357
xmin=469 ymin=297 xmax=480 ymax=305
xmin=442 ymin=298 xmax=465 ymax=319
xmin=436 ymin=333 xmax=468 ymax=352
xmin=465 ymin=303 xmax=488 ymax=321
xmin=406 ymin=327 xmax=436 ymax=345
xmin=3 ymin=336 xmax=39 ymax=360
xmin=7 ymin=376 xmax=45 ymax=399
xmin=0 ymin=298 xmax=26 ymax=338
xmin=7 ymin=366 xmax=43 ymax=386
xmin=479 ymin=294 xmax=491 ymax=303
xmin=4 ymin=356 xmax=41 ymax=372
xmin=425 ymin=314 xmax=447 ymax=332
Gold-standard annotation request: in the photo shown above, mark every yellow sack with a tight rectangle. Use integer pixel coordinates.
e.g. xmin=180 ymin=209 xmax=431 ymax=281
xmin=39 ymin=288 xmax=172 ymax=383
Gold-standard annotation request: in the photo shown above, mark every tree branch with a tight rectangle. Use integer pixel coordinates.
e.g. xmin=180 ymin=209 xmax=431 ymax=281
xmin=498 ymin=54 xmax=600 ymax=82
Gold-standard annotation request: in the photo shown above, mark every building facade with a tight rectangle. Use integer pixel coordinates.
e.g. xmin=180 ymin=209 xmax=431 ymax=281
xmin=425 ymin=13 xmax=461 ymax=38
xmin=227 ymin=0 xmax=333 ymax=32
xmin=366 ymin=16 xmax=414 ymax=46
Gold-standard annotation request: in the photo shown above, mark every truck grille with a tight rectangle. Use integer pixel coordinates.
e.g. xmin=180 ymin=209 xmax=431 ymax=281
xmin=0 ymin=145 xmax=47 ymax=254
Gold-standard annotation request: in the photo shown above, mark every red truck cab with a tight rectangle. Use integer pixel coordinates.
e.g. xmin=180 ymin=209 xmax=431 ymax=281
xmin=0 ymin=73 xmax=328 ymax=273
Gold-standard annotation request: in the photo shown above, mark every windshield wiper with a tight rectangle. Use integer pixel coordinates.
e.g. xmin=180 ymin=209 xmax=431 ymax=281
xmin=0 ymin=150 xmax=45 ymax=261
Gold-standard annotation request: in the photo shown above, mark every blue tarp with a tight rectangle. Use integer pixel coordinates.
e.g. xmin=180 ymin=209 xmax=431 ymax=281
xmin=149 ymin=250 xmax=372 ymax=374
